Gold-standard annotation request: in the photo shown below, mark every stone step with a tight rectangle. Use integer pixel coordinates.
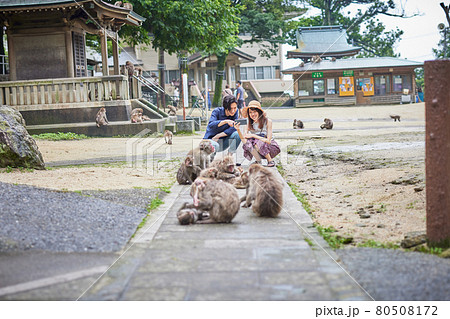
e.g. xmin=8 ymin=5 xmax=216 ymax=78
xmin=27 ymin=120 xmax=166 ymax=137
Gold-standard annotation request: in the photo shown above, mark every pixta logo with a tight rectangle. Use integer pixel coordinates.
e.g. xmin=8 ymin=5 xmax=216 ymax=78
xmin=126 ymin=129 xmax=174 ymax=176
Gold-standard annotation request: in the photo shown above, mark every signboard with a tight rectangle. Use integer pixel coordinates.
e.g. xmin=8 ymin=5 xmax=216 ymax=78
xmin=343 ymin=70 xmax=354 ymax=76
xmin=312 ymin=72 xmax=323 ymax=78
xmin=357 ymin=77 xmax=374 ymax=96
xmin=339 ymin=77 xmax=355 ymax=96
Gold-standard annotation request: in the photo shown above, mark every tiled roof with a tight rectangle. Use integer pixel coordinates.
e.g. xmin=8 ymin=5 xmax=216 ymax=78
xmin=287 ymin=25 xmax=361 ymax=58
xmin=0 ymin=0 xmax=78 ymax=7
xmin=282 ymin=57 xmax=423 ymax=74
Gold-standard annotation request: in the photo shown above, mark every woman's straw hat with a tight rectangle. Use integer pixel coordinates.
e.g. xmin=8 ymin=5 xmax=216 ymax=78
xmin=242 ymin=100 xmax=264 ymax=118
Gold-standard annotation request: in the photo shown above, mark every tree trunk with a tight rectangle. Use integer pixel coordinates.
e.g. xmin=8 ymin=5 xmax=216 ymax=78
xmin=158 ymin=49 xmax=166 ymax=111
xmin=212 ymin=53 xmax=227 ymax=108
xmin=179 ymin=53 xmax=189 ymax=120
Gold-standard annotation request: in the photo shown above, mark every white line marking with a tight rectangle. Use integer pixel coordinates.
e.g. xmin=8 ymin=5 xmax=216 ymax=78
xmin=0 ymin=265 xmax=109 ymax=297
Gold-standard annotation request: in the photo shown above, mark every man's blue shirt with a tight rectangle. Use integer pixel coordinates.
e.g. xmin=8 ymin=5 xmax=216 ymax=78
xmin=203 ymin=107 xmax=238 ymax=139
xmin=236 ymin=86 xmax=245 ymax=101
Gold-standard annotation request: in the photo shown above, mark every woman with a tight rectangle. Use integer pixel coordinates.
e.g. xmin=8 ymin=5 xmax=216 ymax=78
xmin=236 ymin=100 xmax=280 ymax=167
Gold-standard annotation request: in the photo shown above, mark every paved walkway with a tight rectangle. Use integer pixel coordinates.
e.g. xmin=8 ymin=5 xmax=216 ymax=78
xmin=80 ymin=173 xmax=372 ymax=301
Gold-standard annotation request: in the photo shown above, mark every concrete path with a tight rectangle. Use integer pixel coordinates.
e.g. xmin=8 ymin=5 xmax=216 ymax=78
xmin=80 ymin=173 xmax=372 ymax=301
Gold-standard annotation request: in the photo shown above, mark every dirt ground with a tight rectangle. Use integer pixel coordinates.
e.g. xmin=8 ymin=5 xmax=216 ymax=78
xmin=0 ymin=103 xmax=426 ymax=246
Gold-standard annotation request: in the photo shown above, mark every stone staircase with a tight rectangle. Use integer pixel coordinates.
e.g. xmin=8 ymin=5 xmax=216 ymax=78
xmin=24 ymin=98 xmax=176 ymax=137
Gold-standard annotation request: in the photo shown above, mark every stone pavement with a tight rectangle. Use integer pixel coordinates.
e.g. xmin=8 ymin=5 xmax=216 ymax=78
xmin=80 ymin=172 xmax=372 ymax=301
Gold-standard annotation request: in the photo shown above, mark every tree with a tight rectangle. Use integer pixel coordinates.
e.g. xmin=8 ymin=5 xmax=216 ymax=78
xmin=210 ymin=0 xmax=304 ymax=107
xmin=290 ymin=0 xmax=415 ymax=57
xmin=103 ymin=1 xmax=241 ymax=113
xmin=433 ymin=2 xmax=450 ymax=58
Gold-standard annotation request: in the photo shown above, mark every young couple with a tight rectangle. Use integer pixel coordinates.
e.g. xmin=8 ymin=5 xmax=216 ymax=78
xmin=204 ymin=95 xmax=280 ymax=167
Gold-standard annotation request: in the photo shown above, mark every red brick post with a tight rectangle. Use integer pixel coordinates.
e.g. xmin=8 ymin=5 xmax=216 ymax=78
xmin=425 ymin=59 xmax=450 ymax=247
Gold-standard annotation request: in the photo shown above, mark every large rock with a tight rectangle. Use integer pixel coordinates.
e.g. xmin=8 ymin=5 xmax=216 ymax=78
xmin=0 ymin=106 xmax=45 ymax=169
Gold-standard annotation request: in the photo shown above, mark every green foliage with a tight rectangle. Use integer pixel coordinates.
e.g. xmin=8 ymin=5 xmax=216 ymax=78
xmin=415 ymin=67 xmax=424 ymax=91
xmin=432 ymin=28 xmax=450 ymax=58
xmin=147 ymin=195 xmax=164 ymax=212
xmin=292 ymin=0 xmax=409 ymax=57
xmin=115 ymin=0 xmax=241 ymax=56
xmin=158 ymin=186 xmax=171 ymax=194
xmin=32 ymin=132 xmax=90 ymax=141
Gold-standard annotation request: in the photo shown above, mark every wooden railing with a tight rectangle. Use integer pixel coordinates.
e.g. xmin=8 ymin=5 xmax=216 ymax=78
xmin=0 ymin=75 xmax=130 ymax=106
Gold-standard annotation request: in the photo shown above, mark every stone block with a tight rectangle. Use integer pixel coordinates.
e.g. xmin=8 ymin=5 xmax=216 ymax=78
xmin=176 ymin=120 xmax=195 ymax=133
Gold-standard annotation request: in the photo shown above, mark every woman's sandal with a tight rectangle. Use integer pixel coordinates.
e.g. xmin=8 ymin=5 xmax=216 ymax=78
xmin=267 ymin=161 xmax=275 ymax=167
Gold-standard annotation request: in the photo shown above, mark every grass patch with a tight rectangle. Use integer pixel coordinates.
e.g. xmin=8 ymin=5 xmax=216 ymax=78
xmin=288 ymin=182 xmax=313 ymax=215
xmin=357 ymin=239 xmax=399 ymax=249
xmin=304 ymin=237 xmax=314 ymax=247
xmin=32 ymin=132 xmax=90 ymax=141
xmin=412 ymin=245 xmax=444 ymax=256
xmin=158 ymin=186 xmax=171 ymax=194
xmin=132 ymin=195 xmax=164 ymax=238
xmin=316 ymin=225 xmax=351 ymax=249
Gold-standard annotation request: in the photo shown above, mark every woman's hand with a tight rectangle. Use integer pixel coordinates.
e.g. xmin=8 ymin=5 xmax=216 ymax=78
xmin=244 ymin=133 xmax=256 ymax=139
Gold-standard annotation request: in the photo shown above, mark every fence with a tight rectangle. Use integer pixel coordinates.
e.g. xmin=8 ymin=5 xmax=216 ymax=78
xmin=0 ymin=75 xmax=129 ymax=106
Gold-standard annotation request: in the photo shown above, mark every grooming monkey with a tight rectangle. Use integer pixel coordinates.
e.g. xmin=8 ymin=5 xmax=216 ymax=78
xmin=242 ymin=164 xmax=283 ymax=218
xmin=164 ymin=130 xmax=173 ymax=145
xmin=181 ymin=178 xmax=240 ymax=224
xmin=187 ymin=140 xmax=215 ymax=169
xmin=293 ymin=119 xmax=304 ymax=129
xmin=233 ymin=169 xmax=249 ymax=189
xmin=320 ymin=118 xmax=333 ymax=129
xmin=95 ymin=107 xmax=109 ymax=127
xmin=176 ymin=155 xmax=201 ymax=185
xmin=209 ymin=155 xmax=240 ymax=183
xmin=390 ymin=115 xmax=401 ymax=122
xmin=199 ymin=167 xmax=218 ymax=179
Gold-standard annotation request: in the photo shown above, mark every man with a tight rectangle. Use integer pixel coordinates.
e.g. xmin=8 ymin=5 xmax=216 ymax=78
xmin=204 ymin=95 xmax=241 ymax=159
xmin=235 ymin=80 xmax=245 ymax=118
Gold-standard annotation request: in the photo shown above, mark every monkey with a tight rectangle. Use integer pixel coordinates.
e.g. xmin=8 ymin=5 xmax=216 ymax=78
xmin=293 ymin=119 xmax=304 ymax=129
xmin=176 ymin=155 xmax=201 ymax=185
xmin=187 ymin=139 xmax=215 ymax=170
xmin=331 ymin=57 xmax=337 ymax=62
xmin=299 ymin=61 xmax=305 ymax=67
xmin=311 ymin=55 xmax=322 ymax=63
xmin=95 ymin=107 xmax=109 ymax=127
xmin=142 ymin=115 xmax=151 ymax=121
xmin=390 ymin=115 xmax=401 ymax=122
xmin=114 ymin=1 xmax=123 ymax=7
xmin=130 ymin=108 xmax=143 ymax=123
xmin=199 ymin=167 xmax=218 ymax=179
xmin=125 ymin=60 xmax=134 ymax=78
xmin=167 ymin=105 xmax=177 ymax=116
xmin=122 ymin=2 xmax=133 ymax=10
xmin=164 ymin=130 xmax=173 ymax=145
xmin=320 ymin=118 xmax=333 ymax=129
xmin=183 ymin=178 xmax=240 ymax=223
xmin=209 ymin=155 xmax=240 ymax=183
xmin=242 ymin=164 xmax=284 ymax=218
xmin=233 ymin=170 xmax=249 ymax=189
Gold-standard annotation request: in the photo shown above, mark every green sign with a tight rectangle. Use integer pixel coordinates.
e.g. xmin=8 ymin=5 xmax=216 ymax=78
xmin=312 ymin=72 xmax=323 ymax=78
xmin=343 ymin=70 xmax=354 ymax=76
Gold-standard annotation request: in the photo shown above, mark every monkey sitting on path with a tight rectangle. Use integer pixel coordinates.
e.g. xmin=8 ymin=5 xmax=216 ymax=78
xmin=181 ymin=177 xmax=240 ymax=224
xmin=187 ymin=140 xmax=215 ymax=170
xmin=164 ymin=130 xmax=173 ymax=144
xmin=390 ymin=115 xmax=401 ymax=122
xmin=233 ymin=168 xmax=249 ymax=189
xmin=209 ymin=155 xmax=240 ymax=183
xmin=293 ymin=119 xmax=304 ymax=129
xmin=95 ymin=107 xmax=109 ymax=127
xmin=242 ymin=164 xmax=284 ymax=218
xmin=320 ymin=118 xmax=333 ymax=129
xmin=176 ymin=155 xmax=201 ymax=185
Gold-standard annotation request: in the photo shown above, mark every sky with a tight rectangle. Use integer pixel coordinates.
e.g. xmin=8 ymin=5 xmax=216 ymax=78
xmin=282 ymin=0 xmax=446 ymax=69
